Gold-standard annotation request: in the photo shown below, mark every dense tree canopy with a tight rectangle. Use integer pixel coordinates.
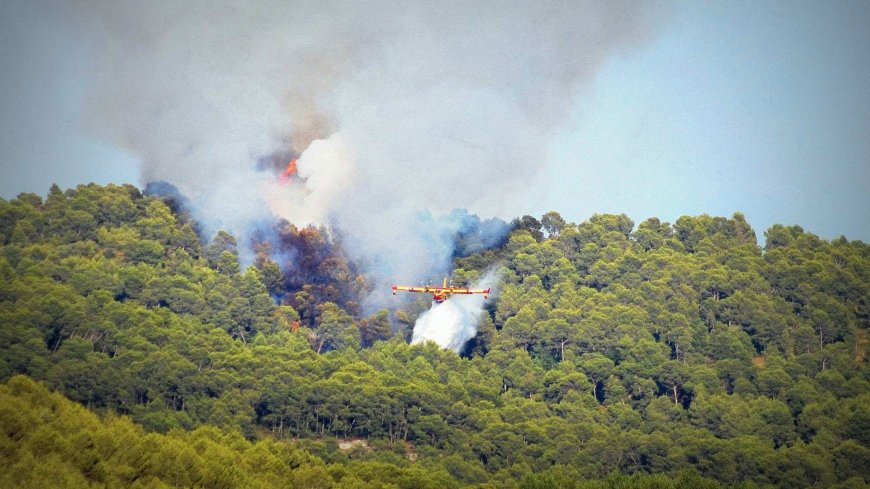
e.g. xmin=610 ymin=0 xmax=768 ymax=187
xmin=0 ymin=184 xmax=867 ymax=488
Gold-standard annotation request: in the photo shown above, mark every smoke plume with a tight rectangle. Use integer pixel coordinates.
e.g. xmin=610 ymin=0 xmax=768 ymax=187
xmin=68 ymin=1 xmax=659 ymax=300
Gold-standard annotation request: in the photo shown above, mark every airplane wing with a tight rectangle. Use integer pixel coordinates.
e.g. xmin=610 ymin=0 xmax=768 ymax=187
xmin=391 ymin=283 xmax=491 ymax=300
xmin=392 ymin=285 xmax=434 ymax=294
xmin=445 ymin=287 xmax=491 ymax=296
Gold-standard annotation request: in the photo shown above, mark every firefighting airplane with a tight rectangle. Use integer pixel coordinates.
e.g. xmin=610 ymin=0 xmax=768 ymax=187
xmin=391 ymin=277 xmax=490 ymax=304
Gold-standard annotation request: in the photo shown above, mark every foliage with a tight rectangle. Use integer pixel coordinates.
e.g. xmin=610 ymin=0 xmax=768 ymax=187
xmin=0 ymin=185 xmax=868 ymax=487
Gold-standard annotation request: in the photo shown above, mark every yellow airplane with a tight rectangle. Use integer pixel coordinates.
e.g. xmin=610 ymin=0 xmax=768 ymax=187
xmin=391 ymin=277 xmax=490 ymax=303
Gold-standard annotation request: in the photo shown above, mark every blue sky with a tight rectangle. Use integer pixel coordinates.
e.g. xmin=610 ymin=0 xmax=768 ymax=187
xmin=2 ymin=1 xmax=868 ymax=242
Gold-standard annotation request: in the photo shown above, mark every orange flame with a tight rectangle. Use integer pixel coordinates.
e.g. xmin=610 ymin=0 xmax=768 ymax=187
xmin=278 ymin=158 xmax=298 ymax=184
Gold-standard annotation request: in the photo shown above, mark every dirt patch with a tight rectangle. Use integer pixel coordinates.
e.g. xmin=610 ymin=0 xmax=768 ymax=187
xmin=338 ymin=438 xmax=372 ymax=452
xmin=404 ymin=441 xmax=417 ymax=461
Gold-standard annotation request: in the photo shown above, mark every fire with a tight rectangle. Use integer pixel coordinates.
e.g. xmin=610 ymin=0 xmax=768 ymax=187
xmin=278 ymin=158 xmax=299 ymax=184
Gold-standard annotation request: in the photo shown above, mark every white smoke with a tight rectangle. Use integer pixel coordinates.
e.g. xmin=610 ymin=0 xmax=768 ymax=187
xmin=411 ymin=270 xmax=499 ymax=352
xmin=264 ymin=133 xmax=356 ymax=227
xmin=67 ymin=0 xmax=660 ymax=292
xmin=412 ymin=300 xmax=482 ymax=352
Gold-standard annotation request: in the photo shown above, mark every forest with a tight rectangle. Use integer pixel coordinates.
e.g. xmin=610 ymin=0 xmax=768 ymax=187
xmin=0 ymin=183 xmax=867 ymax=488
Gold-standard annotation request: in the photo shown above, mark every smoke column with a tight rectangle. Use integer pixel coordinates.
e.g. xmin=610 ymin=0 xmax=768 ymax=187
xmin=411 ymin=270 xmax=499 ymax=352
xmin=67 ymin=1 xmax=660 ymax=299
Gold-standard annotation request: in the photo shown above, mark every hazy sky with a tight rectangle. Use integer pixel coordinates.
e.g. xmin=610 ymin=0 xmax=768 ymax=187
xmin=525 ymin=0 xmax=870 ymax=241
xmin=1 ymin=0 xmax=868 ymax=242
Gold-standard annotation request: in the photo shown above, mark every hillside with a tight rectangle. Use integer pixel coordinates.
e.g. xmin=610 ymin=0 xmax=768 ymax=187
xmin=1 ymin=183 xmax=868 ymax=488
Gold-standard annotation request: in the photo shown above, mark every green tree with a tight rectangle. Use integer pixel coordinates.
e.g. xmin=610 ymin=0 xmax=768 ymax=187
xmin=313 ymin=302 xmax=359 ymax=353
xmin=359 ymin=309 xmax=391 ymax=348
xmin=540 ymin=211 xmax=566 ymax=238
xmin=577 ymin=352 xmax=614 ymax=402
